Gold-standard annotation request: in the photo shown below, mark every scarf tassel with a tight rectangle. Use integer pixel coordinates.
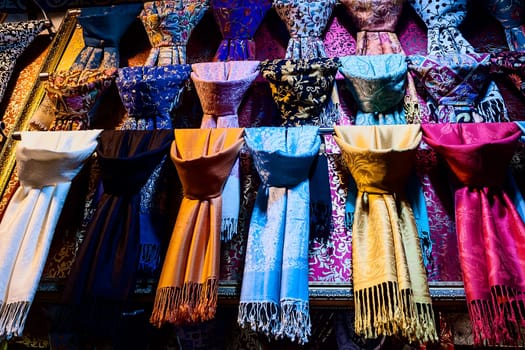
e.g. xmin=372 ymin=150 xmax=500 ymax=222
xmin=279 ymin=299 xmax=312 ymax=345
xmin=150 ymin=278 xmax=218 ymax=327
xmin=0 ymin=301 xmax=31 ymax=338
xmin=138 ymin=243 xmax=161 ymax=273
xmin=221 ymin=218 xmax=238 ymax=242
xmin=237 ymin=301 xmax=280 ymax=339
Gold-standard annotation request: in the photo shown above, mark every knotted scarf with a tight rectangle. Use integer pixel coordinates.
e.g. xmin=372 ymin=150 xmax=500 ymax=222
xmin=260 ymin=58 xmax=340 ymax=127
xmin=339 ymin=54 xmax=407 ymax=125
xmin=0 ymin=20 xmax=46 ymax=105
xmin=334 ymin=124 xmax=437 ymax=343
xmin=191 ymin=61 xmax=259 ymax=241
xmin=116 ymin=64 xmax=191 ymax=130
xmin=0 ymin=130 xmax=100 ymax=339
xmin=490 ymin=50 xmax=525 ymax=98
xmin=151 ymin=128 xmax=244 ymax=327
xmin=238 ymin=126 xmax=320 ymax=344
xmin=64 ymin=130 xmax=174 ymax=303
xmin=141 ymin=0 xmax=209 ymax=66
xmin=422 ymin=122 xmax=525 ymax=346
xmin=486 ymin=0 xmax=525 ymax=51
xmin=211 ymin=0 xmax=271 ymax=61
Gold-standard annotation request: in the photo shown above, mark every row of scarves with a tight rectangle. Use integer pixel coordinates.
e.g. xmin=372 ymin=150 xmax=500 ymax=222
xmin=1 ymin=122 xmax=525 ymax=346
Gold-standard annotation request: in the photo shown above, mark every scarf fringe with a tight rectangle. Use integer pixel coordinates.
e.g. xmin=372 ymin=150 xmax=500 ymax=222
xmin=279 ymin=299 xmax=312 ymax=345
xmin=221 ymin=218 xmax=238 ymax=242
xmin=237 ymin=301 xmax=280 ymax=339
xmin=138 ymin=243 xmax=161 ymax=273
xmin=354 ymin=282 xmax=437 ymax=343
xmin=0 ymin=301 xmax=31 ymax=339
xmin=150 ymin=278 xmax=218 ymax=327
xmin=468 ymin=285 xmax=525 ymax=346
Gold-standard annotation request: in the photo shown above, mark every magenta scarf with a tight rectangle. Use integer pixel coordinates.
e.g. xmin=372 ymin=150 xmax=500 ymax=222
xmin=422 ymin=122 xmax=525 ymax=346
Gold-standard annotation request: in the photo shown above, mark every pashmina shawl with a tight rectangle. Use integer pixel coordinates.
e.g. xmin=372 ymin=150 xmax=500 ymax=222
xmin=486 ymin=0 xmax=525 ymax=51
xmin=191 ymin=61 xmax=259 ymax=241
xmin=339 ymin=54 xmax=407 ymax=125
xmin=117 ymin=64 xmax=191 ymax=130
xmin=334 ymin=124 xmax=437 ymax=343
xmin=238 ymin=126 xmax=320 ymax=344
xmin=422 ymin=122 xmax=525 ymax=346
xmin=0 ymin=130 xmax=100 ymax=338
xmin=141 ymin=0 xmax=210 ymax=66
xmin=151 ymin=128 xmax=244 ymax=326
xmin=0 ymin=20 xmax=46 ymax=105
xmin=260 ymin=58 xmax=340 ymax=127
xmin=64 ymin=130 xmax=174 ymax=302
xmin=211 ymin=0 xmax=271 ymax=61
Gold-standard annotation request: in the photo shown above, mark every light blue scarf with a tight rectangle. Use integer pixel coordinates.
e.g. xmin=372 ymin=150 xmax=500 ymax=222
xmin=238 ymin=126 xmax=320 ymax=344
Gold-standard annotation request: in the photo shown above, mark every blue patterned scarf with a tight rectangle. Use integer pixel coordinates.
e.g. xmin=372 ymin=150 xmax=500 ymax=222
xmin=238 ymin=126 xmax=320 ymax=344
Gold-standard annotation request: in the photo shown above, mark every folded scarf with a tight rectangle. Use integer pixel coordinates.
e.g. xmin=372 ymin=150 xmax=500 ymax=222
xmin=490 ymin=50 xmax=525 ymax=98
xmin=335 ymin=124 xmax=437 ymax=343
xmin=238 ymin=126 xmax=320 ymax=344
xmin=0 ymin=130 xmax=100 ymax=338
xmin=485 ymin=0 xmax=525 ymax=51
xmin=151 ymin=128 xmax=244 ymax=326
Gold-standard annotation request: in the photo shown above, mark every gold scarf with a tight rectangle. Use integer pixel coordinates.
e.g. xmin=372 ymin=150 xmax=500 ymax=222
xmin=334 ymin=125 xmax=437 ymax=343
xmin=150 ymin=128 xmax=244 ymax=326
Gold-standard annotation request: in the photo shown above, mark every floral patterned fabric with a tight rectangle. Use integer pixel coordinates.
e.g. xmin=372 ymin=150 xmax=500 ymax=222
xmin=212 ymin=0 xmax=271 ymax=61
xmin=46 ymin=68 xmax=117 ymax=130
xmin=141 ymin=0 xmax=209 ymax=66
xmin=273 ymin=0 xmax=337 ymax=59
xmin=486 ymin=0 xmax=525 ymax=51
xmin=260 ymin=58 xmax=340 ymax=126
xmin=116 ymin=64 xmax=191 ymax=130
xmin=491 ymin=50 xmax=525 ymax=98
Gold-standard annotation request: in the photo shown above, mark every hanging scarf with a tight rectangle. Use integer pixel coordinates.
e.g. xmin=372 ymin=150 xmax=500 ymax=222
xmin=0 ymin=130 xmax=100 ymax=338
xmin=116 ymin=64 xmax=191 ymax=130
xmin=191 ymin=61 xmax=259 ymax=242
xmin=151 ymin=128 xmax=244 ymax=326
xmin=64 ymin=130 xmax=174 ymax=302
xmin=422 ymin=122 xmax=525 ymax=346
xmin=486 ymin=0 xmax=525 ymax=51
xmin=490 ymin=50 xmax=525 ymax=98
xmin=339 ymin=54 xmax=407 ymax=125
xmin=141 ymin=0 xmax=209 ymax=66
xmin=334 ymin=124 xmax=437 ymax=343
xmin=238 ymin=126 xmax=320 ymax=344
xmin=211 ymin=0 xmax=271 ymax=61
xmin=0 ymin=20 xmax=46 ymax=105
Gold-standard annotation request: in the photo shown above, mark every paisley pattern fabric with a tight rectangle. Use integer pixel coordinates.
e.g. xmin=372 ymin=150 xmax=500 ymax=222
xmin=339 ymin=54 xmax=407 ymax=125
xmin=486 ymin=0 xmax=525 ymax=51
xmin=46 ymin=68 xmax=117 ymax=130
xmin=117 ymin=64 xmax=191 ymax=130
xmin=491 ymin=50 xmax=525 ymax=98
xmin=238 ymin=126 xmax=320 ymax=344
xmin=72 ymin=4 xmax=142 ymax=70
xmin=273 ymin=0 xmax=336 ymax=59
xmin=0 ymin=20 xmax=46 ymax=105
xmin=260 ymin=58 xmax=340 ymax=126
xmin=335 ymin=124 xmax=437 ymax=343
xmin=141 ymin=0 xmax=209 ymax=66
xmin=422 ymin=123 xmax=525 ymax=346
xmin=212 ymin=0 xmax=271 ymax=61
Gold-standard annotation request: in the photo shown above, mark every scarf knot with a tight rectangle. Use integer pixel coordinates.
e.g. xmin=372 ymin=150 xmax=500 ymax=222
xmin=253 ymin=152 xmax=318 ymax=188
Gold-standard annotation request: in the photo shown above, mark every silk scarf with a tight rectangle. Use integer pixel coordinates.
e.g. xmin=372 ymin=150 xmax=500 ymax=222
xmin=191 ymin=61 xmax=259 ymax=242
xmin=422 ymin=122 xmax=525 ymax=346
xmin=64 ymin=130 xmax=174 ymax=303
xmin=238 ymin=126 xmax=320 ymax=344
xmin=141 ymin=0 xmax=209 ymax=66
xmin=151 ymin=128 xmax=244 ymax=326
xmin=116 ymin=64 xmax=191 ymax=130
xmin=211 ymin=0 xmax=271 ymax=61
xmin=486 ymin=0 xmax=525 ymax=51
xmin=0 ymin=130 xmax=100 ymax=339
xmin=334 ymin=124 xmax=437 ymax=343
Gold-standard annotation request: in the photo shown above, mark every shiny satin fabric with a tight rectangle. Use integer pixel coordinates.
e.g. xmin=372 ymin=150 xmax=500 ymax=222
xmin=334 ymin=124 xmax=437 ymax=343
xmin=422 ymin=122 xmax=525 ymax=346
xmin=486 ymin=0 xmax=525 ymax=51
xmin=151 ymin=128 xmax=244 ymax=327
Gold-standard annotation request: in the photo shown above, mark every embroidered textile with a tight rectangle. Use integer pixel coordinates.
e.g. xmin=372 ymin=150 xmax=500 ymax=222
xmin=117 ymin=64 xmax=191 ymax=130
xmin=0 ymin=130 xmax=100 ymax=338
xmin=491 ymin=50 xmax=525 ymax=98
xmin=151 ymin=128 xmax=244 ymax=326
xmin=141 ymin=0 xmax=209 ymax=65
xmin=334 ymin=124 xmax=437 ymax=343
xmin=486 ymin=0 xmax=525 ymax=51
xmin=238 ymin=126 xmax=320 ymax=344
xmin=422 ymin=122 xmax=525 ymax=346
xmin=64 ymin=130 xmax=174 ymax=302
xmin=212 ymin=0 xmax=271 ymax=61
xmin=260 ymin=58 xmax=340 ymax=126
